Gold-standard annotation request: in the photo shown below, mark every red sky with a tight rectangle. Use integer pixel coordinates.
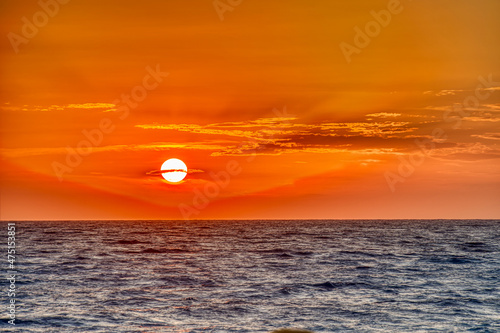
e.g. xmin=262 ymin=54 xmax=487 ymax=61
xmin=1 ymin=0 xmax=499 ymax=220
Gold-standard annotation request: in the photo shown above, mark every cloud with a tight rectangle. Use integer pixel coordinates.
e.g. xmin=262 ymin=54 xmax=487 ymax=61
xmin=462 ymin=116 xmax=500 ymax=122
xmin=66 ymin=103 xmax=117 ymax=110
xmin=482 ymin=104 xmax=500 ymax=111
xmin=365 ymin=113 xmax=401 ymax=118
xmin=137 ymin=118 xmax=416 ymax=141
xmin=146 ymin=168 xmax=204 ymax=176
xmin=424 ymin=90 xmax=464 ymax=96
xmin=319 ymin=122 xmax=414 ymax=137
xmin=136 ymin=116 xmax=301 ymax=142
xmin=471 ymin=133 xmax=500 ymax=141
xmin=1 ymin=103 xmax=118 ymax=112
xmin=0 ymin=142 xmax=227 ymax=158
xmin=430 ymin=142 xmax=500 ymax=161
xmin=484 ymin=87 xmax=500 ymax=91
xmin=6 ymin=111 xmax=497 ymax=163
xmin=423 ymin=86 xmax=500 ymax=96
xmin=136 ymin=123 xmax=258 ymax=140
xmin=135 ymin=116 xmax=429 ymax=157
xmin=436 ymin=90 xmax=462 ymax=96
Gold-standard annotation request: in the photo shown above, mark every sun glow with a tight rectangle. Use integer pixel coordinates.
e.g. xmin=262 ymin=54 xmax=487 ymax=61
xmin=161 ymin=158 xmax=187 ymax=183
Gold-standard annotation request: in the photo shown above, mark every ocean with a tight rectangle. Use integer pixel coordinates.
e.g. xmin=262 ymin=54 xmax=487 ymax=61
xmin=1 ymin=220 xmax=499 ymax=332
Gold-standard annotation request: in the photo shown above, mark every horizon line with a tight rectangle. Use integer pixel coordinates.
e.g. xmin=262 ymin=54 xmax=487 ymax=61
xmin=2 ymin=218 xmax=499 ymax=222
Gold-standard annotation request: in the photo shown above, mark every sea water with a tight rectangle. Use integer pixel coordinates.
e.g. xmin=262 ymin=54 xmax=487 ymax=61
xmin=1 ymin=220 xmax=499 ymax=332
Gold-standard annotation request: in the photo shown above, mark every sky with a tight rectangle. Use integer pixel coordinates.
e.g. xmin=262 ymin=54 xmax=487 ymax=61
xmin=1 ymin=0 xmax=499 ymax=220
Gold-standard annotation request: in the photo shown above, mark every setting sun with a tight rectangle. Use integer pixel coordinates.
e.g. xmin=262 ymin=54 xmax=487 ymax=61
xmin=161 ymin=158 xmax=187 ymax=183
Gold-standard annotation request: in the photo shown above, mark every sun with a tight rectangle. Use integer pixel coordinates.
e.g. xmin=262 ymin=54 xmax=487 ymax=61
xmin=161 ymin=158 xmax=187 ymax=183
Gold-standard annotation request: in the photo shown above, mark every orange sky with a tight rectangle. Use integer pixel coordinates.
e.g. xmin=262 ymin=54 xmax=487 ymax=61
xmin=1 ymin=0 xmax=499 ymax=220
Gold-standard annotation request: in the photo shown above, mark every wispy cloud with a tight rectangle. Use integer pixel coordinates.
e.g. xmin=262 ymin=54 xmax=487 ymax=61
xmin=471 ymin=133 xmax=500 ymax=140
xmin=137 ymin=119 xmax=416 ymax=140
xmin=462 ymin=116 xmax=500 ymax=122
xmin=482 ymin=104 xmax=500 ymax=111
xmin=318 ymin=122 xmax=414 ymax=137
xmin=365 ymin=112 xmax=401 ymax=118
xmin=136 ymin=116 xmax=300 ymax=141
xmin=136 ymin=123 xmax=258 ymax=140
xmin=423 ymin=86 xmax=500 ymax=96
xmin=0 ymin=142 xmax=226 ymax=158
xmin=430 ymin=143 xmax=500 ymax=161
xmin=424 ymin=90 xmax=462 ymax=96
xmin=6 ymin=112 xmax=496 ymax=163
xmin=136 ymin=117 xmax=423 ymax=157
xmin=146 ymin=168 xmax=204 ymax=176
xmin=1 ymin=103 xmax=117 ymax=112
xmin=66 ymin=103 xmax=117 ymax=110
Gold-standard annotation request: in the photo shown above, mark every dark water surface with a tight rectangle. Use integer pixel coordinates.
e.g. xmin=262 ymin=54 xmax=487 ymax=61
xmin=1 ymin=220 xmax=499 ymax=332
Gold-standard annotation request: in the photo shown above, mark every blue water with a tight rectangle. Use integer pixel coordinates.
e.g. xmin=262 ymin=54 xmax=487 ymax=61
xmin=1 ymin=220 xmax=499 ymax=332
